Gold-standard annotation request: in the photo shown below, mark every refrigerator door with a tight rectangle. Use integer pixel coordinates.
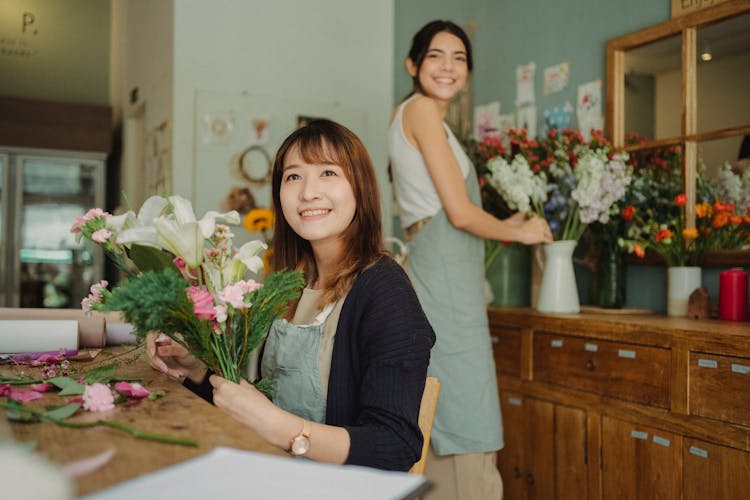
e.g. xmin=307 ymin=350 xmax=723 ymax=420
xmin=14 ymin=153 xmax=105 ymax=308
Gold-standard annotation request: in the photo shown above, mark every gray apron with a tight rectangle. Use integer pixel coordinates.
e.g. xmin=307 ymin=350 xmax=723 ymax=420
xmin=407 ymin=164 xmax=504 ymax=455
xmin=260 ymin=304 xmax=335 ymax=424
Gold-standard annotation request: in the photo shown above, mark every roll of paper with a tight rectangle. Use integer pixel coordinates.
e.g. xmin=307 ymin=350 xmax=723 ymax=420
xmin=0 ymin=320 xmax=78 ymax=354
xmin=0 ymin=308 xmax=124 ymax=347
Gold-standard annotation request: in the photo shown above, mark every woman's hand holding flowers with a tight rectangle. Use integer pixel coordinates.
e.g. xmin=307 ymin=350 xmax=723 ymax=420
xmin=146 ymin=332 xmax=207 ymax=383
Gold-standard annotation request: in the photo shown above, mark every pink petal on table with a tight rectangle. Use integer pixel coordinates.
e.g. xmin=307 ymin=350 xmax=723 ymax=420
xmin=67 ymin=396 xmax=84 ymax=404
xmin=61 ymin=448 xmax=116 ymax=478
xmin=8 ymin=389 xmax=44 ymax=401
xmin=29 ymin=383 xmax=53 ymax=392
xmin=114 ymin=381 xmax=150 ymax=398
xmin=0 ymin=384 xmax=10 ymax=397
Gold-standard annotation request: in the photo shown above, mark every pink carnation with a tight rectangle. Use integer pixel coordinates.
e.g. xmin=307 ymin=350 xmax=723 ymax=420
xmin=114 ymin=381 xmax=150 ymax=399
xmin=92 ymin=228 xmax=112 ymax=243
xmin=187 ymin=286 xmax=216 ymax=320
xmin=219 ymin=283 xmax=247 ymax=309
xmin=83 ymin=383 xmax=115 ymax=412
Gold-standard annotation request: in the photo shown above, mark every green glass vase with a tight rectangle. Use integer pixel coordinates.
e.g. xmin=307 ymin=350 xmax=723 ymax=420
xmin=486 ymin=242 xmax=531 ymax=307
xmin=594 ymin=246 xmax=626 ymax=309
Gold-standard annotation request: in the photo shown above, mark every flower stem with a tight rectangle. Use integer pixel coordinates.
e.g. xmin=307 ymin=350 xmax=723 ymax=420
xmin=0 ymin=401 xmax=198 ymax=447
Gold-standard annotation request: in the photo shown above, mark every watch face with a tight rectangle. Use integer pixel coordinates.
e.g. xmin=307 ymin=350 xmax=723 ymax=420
xmin=291 ymin=435 xmax=310 ymax=456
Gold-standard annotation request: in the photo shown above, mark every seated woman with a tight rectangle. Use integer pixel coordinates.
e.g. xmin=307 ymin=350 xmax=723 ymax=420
xmin=146 ymin=119 xmax=436 ymax=471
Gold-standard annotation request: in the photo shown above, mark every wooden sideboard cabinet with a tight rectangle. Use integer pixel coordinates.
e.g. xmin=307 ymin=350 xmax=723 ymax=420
xmin=488 ymin=307 xmax=750 ymax=500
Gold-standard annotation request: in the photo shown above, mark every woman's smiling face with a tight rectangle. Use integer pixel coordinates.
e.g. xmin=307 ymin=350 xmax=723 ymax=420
xmin=408 ymin=30 xmax=469 ymax=102
xmin=279 ymin=146 xmax=356 ymax=254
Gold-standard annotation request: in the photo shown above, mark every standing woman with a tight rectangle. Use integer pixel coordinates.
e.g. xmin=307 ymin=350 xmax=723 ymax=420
xmin=148 ymin=119 xmax=436 ymax=471
xmin=389 ymin=20 xmax=552 ymax=498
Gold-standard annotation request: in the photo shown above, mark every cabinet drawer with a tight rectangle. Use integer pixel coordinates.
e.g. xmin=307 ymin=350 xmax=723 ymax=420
xmin=533 ymin=332 xmax=670 ymax=408
xmin=491 ymin=327 xmax=521 ymax=377
xmin=689 ymin=352 xmax=750 ymax=426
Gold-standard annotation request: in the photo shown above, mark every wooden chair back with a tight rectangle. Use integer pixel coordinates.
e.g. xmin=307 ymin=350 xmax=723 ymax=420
xmin=409 ymin=376 xmax=441 ymax=475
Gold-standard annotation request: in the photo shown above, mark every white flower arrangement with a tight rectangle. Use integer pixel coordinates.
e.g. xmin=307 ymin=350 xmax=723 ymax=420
xmin=485 ymin=155 xmax=548 ymax=214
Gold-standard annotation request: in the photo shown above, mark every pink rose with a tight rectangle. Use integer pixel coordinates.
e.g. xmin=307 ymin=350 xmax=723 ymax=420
xmin=220 ymin=283 xmax=248 ymax=309
xmin=83 ymin=383 xmax=115 ymax=412
xmin=114 ymin=381 xmax=150 ymax=399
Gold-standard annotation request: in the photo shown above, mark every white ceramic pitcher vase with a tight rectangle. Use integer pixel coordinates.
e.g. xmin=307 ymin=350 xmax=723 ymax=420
xmin=536 ymin=240 xmax=580 ymax=314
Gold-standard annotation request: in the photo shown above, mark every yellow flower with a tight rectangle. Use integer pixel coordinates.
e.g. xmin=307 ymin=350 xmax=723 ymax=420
xmin=243 ymin=208 xmax=274 ymax=233
xmin=682 ymin=228 xmax=699 ymax=240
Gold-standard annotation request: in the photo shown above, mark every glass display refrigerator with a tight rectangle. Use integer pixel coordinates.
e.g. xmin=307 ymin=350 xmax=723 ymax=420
xmin=0 ymin=147 xmax=106 ymax=308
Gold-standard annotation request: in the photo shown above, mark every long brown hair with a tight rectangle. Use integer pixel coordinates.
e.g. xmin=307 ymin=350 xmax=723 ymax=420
xmin=271 ymin=119 xmax=386 ymax=307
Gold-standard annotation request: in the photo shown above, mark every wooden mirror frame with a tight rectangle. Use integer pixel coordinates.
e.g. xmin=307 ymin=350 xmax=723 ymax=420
xmin=605 ymin=0 xmax=750 ymax=266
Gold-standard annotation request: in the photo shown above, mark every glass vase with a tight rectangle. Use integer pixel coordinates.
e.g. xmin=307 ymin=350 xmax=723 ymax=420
xmin=486 ymin=242 xmax=531 ymax=306
xmin=594 ymin=246 xmax=626 ymax=309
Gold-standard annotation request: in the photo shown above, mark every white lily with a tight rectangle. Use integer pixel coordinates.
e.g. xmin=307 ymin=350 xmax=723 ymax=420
xmin=223 ymin=240 xmax=267 ymax=283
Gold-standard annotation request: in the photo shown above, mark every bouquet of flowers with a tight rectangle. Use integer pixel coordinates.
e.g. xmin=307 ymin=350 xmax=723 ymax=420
xmin=72 ymin=195 xmax=304 ymax=389
xmin=482 ymin=128 xmax=632 ymax=242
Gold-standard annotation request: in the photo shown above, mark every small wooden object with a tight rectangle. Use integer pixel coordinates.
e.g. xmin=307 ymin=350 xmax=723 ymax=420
xmin=688 ymin=286 xmax=710 ymax=320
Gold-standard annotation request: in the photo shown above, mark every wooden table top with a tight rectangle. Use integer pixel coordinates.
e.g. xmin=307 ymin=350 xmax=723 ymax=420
xmin=2 ymin=345 xmax=284 ymax=497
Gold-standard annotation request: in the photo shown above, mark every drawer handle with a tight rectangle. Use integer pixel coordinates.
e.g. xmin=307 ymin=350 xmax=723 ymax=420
xmin=689 ymin=446 xmax=708 ymax=458
xmin=550 ymin=339 xmax=563 ymax=348
xmin=732 ymin=363 xmax=750 ymax=375
xmin=618 ymin=349 xmax=636 ymax=359
xmin=698 ymin=358 xmax=718 ymax=369
xmin=490 ymin=335 xmax=500 ymax=344
xmin=585 ymin=358 xmax=596 ymax=371
xmin=631 ymin=430 xmax=649 ymax=440
xmin=652 ymin=435 xmax=671 ymax=447
xmin=513 ymin=466 xmax=522 ymax=479
xmin=507 ymin=397 xmax=523 ymax=406
xmin=526 ymin=472 xmax=535 ymax=485
xmin=585 ymin=342 xmax=598 ymax=352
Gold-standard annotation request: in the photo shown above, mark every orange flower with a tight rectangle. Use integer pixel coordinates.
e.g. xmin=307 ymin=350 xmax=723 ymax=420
xmin=655 ymin=228 xmax=673 ymax=242
xmin=695 ymin=202 xmax=712 ymax=218
xmin=674 ymin=193 xmax=687 ymax=206
xmin=633 ymin=244 xmax=645 ymax=258
xmin=744 ymin=215 xmax=750 ymax=225
xmin=713 ymin=200 xmax=728 ymax=213
xmin=712 ymin=212 xmax=729 ymax=228
xmin=682 ymin=228 xmax=699 ymax=240
xmin=730 ymin=215 xmax=743 ymax=225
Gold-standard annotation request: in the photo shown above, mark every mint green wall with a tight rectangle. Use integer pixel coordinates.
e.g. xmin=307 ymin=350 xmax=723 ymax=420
xmin=395 ymin=0 xmax=669 ymax=122
xmin=0 ymin=0 xmax=110 ymax=104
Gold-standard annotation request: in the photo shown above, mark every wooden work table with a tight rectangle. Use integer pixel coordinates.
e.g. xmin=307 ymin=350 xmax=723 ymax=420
xmin=2 ymin=345 xmax=284 ymax=497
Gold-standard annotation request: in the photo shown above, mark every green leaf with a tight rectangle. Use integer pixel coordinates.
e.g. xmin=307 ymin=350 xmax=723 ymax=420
xmin=147 ymin=390 xmax=165 ymax=401
xmin=3 ymin=400 xmax=39 ymax=423
xmin=128 ymin=244 xmax=177 ymax=273
xmin=44 ymin=403 xmax=81 ymax=420
xmin=84 ymin=364 xmax=117 ymax=384
xmin=47 ymin=376 xmax=86 ymax=395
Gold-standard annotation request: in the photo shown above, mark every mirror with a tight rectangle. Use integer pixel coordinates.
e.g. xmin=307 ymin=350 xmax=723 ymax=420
xmin=607 ymin=2 xmax=750 ymax=264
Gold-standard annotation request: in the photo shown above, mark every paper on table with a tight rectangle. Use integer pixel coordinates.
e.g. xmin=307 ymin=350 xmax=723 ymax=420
xmin=82 ymin=447 xmax=429 ymax=500
xmin=0 ymin=320 xmax=78 ymax=354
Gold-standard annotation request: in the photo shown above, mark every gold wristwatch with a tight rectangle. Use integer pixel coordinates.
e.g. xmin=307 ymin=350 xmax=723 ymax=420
xmin=289 ymin=419 xmax=311 ymax=456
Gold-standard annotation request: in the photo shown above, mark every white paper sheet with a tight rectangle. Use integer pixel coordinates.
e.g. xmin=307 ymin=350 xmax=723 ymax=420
xmin=0 ymin=320 xmax=78 ymax=354
xmin=83 ymin=447 xmax=428 ymax=500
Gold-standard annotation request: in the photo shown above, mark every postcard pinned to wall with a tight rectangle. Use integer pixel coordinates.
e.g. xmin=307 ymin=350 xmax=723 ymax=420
xmin=515 ymin=62 xmax=536 ymax=107
xmin=473 ymin=101 xmax=502 ymax=140
xmin=542 ymin=101 xmax=573 ymax=135
xmin=576 ymin=79 xmax=603 ymax=141
xmin=543 ymin=61 xmax=570 ymax=95
xmin=516 ymin=105 xmax=537 ymax=139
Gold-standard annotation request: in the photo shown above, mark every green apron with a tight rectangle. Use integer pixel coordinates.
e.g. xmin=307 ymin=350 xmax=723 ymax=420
xmin=407 ymin=163 xmax=504 ymax=455
xmin=260 ymin=303 xmax=335 ymax=424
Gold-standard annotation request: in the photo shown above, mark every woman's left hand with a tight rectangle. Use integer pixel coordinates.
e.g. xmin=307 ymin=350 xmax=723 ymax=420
xmin=209 ymin=375 xmax=300 ymax=451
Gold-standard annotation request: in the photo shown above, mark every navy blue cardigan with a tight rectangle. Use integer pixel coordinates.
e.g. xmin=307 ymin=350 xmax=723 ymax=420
xmin=184 ymin=256 xmax=436 ymax=471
